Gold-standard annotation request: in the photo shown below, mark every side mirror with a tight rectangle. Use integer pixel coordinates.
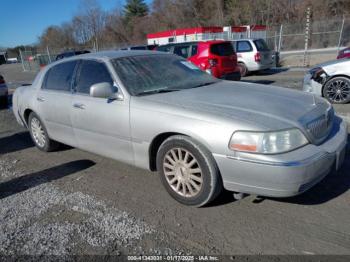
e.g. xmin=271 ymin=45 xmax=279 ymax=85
xmin=90 ymin=82 xmax=114 ymax=99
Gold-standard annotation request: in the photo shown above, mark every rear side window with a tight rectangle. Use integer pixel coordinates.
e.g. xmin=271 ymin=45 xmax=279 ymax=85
xmin=43 ymin=60 xmax=77 ymax=91
xmin=173 ymin=45 xmax=190 ymax=58
xmin=210 ymin=43 xmax=234 ymax=56
xmin=157 ymin=45 xmax=171 ymax=52
xmin=236 ymin=41 xmax=253 ymax=52
xmin=75 ymin=60 xmax=113 ymax=94
xmin=191 ymin=45 xmax=198 ymax=56
xmin=253 ymin=39 xmax=270 ymax=51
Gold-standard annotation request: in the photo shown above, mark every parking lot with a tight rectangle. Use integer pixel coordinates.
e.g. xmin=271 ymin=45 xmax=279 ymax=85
xmin=1 ymin=63 xmax=350 ymax=256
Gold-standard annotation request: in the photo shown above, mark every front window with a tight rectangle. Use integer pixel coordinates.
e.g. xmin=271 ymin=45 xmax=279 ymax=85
xmin=111 ymin=54 xmax=218 ymax=96
xmin=75 ymin=60 xmax=113 ymax=94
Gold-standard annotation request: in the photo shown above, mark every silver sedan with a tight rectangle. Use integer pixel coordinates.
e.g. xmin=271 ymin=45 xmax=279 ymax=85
xmin=13 ymin=51 xmax=347 ymax=206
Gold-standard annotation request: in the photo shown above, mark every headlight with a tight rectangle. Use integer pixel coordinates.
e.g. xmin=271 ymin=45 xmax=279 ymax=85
xmin=309 ymin=67 xmax=327 ymax=84
xmin=229 ymin=129 xmax=309 ymax=154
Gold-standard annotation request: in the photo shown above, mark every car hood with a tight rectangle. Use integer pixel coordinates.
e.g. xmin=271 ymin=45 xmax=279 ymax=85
xmin=314 ymin=58 xmax=350 ymax=69
xmin=142 ymin=81 xmax=330 ymax=131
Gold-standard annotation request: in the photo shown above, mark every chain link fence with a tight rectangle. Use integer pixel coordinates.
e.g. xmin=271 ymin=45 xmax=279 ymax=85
xmin=266 ymin=17 xmax=349 ymax=52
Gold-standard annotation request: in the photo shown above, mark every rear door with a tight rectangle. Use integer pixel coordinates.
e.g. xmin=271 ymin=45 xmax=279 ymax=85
xmin=253 ymin=39 xmax=273 ymax=66
xmin=71 ymin=59 xmax=133 ymax=164
xmin=209 ymin=42 xmax=237 ymax=74
xmin=235 ymin=40 xmax=254 ymax=65
xmin=36 ymin=60 xmax=77 ymax=146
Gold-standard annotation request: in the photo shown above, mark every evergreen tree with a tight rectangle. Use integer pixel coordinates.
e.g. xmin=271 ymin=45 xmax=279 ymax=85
xmin=124 ymin=0 xmax=149 ymax=22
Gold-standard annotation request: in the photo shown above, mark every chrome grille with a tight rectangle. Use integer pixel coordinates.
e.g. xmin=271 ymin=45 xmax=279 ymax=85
xmin=306 ymin=109 xmax=334 ymax=142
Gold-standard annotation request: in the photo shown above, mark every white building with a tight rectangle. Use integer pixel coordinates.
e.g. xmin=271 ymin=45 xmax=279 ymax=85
xmin=147 ymin=25 xmax=267 ymax=45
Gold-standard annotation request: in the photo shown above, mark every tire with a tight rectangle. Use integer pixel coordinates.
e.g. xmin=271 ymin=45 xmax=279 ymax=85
xmin=28 ymin=112 xmax=59 ymax=152
xmin=238 ymin=63 xmax=248 ymax=77
xmin=156 ymin=135 xmax=222 ymax=207
xmin=0 ymin=96 xmax=7 ymax=107
xmin=322 ymin=76 xmax=350 ymax=104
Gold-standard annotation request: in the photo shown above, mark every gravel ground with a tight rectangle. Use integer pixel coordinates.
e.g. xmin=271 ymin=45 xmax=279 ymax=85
xmin=0 ymin=63 xmax=350 ymax=258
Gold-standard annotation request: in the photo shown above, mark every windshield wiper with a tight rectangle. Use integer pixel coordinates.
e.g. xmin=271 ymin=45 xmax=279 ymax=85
xmin=137 ymin=88 xmax=181 ymax=96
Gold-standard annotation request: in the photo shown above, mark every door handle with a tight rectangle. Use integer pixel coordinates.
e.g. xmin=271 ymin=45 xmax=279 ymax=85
xmin=37 ymin=97 xmax=45 ymax=102
xmin=73 ymin=103 xmax=85 ymax=109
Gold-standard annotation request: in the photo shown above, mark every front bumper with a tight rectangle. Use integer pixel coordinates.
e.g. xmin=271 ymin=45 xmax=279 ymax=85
xmin=213 ymin=118 xmax=348 ymax=197
xmin=302 ymin=73 xmax=323 ymax=96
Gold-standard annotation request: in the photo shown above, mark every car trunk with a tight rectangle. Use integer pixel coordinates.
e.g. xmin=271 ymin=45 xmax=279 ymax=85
xmin=209 ymin=42 xmax=237 ymax=72
xmin=254 ymin=39 xmax=273 ymax=65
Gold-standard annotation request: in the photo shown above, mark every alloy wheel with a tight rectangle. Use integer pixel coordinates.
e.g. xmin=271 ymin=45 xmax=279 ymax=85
xmin=31 ymin=117 xmax=46 ymax=148
xmin=325 ymin=79 xmax=350 ymax=103
xmin=163 ymin=148 xmax=203 ymax=198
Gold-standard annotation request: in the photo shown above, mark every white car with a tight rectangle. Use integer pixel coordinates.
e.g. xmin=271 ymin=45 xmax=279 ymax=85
xmin=232 ymin=39 xmax=274 ymax=76
xmin=303 ymin=59 xmax=350 ymax=104
xmin=0 ymin=74 xmax=8 ymax=106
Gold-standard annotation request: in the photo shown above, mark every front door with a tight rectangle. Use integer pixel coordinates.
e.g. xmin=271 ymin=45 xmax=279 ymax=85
xmin=71 ymin=59 xmax=133 ymax=164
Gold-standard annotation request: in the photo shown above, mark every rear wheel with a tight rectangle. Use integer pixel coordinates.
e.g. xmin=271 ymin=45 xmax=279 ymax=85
xmin=238 ymin=62 xmax=248 ymax=77
xmin=0 ymin=96 xmax=7 ymax=107
xmin=156 ymin=135 xmax=222 ymax=207
xmin=28 ymin=112 xmax=59 ymax=152
xmin=323 ymin=76 xmax=350 ymax=104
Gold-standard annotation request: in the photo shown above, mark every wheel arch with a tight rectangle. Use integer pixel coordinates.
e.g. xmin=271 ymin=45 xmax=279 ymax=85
xmin=23 ymin=108 xmax=34 ymax=126
xmin=148 ymin=132 xmax=187 ymax=171
xmin=148 ymin=131 xmax=214 ymax=171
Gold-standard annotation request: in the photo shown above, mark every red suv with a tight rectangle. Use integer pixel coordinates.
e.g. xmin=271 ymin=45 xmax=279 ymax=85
xmin=156 ymin=40 xmax=241 ymax=81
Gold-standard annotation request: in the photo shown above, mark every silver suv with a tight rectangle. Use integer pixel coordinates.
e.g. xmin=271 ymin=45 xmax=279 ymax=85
xmin=232 ymin=39 xmax=274 ymax=76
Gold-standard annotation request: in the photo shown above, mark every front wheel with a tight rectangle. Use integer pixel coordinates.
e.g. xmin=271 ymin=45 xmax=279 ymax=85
xmin=0 ymin=96 xmax=7 ymax=108
xmin=28 ymin=112 xmax=59 ymax=152
xmin=156 ymin=135 xmax=222 ymax=207
xmin=323 ymin=76 xmax=350 ymax=104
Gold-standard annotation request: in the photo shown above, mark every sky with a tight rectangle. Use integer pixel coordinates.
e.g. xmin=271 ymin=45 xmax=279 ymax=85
xmin=0 ymin=0 xmax=148 ymax=48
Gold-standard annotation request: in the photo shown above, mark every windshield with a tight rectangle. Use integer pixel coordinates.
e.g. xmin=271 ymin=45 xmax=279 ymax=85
xmin=111 ymin=54 xmax=218 ymax=96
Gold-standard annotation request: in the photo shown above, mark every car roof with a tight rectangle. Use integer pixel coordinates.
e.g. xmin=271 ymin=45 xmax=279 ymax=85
xmin=232 ymin=38 xmax=263 ymax=41
xmin=46 ymin=50 xmax=170 ymax=68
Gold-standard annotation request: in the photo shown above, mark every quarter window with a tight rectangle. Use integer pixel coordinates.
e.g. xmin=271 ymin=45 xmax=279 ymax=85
xmin=75 ymin=60 xmax=113 ymax=94
xmin=43 ymin=61 xmax=77 ymax=91
xmin=191 ymin=45 xmax=198 ymax=56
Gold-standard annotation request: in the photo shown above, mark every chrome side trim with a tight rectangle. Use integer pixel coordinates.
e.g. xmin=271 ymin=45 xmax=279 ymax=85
xmin=213 ymin=152 xmax=330 ymax=167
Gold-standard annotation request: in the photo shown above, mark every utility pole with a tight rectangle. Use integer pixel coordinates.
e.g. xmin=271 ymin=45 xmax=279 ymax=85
xmin=338 ymin=16 xmax=345 ymax=51
xmin=278 ymin=24 xmax=283 ymax=52
xmin=46 ymin=46 xmax=52 ymax=64
xmin=303 ymin=7 xmax=311 ymax=67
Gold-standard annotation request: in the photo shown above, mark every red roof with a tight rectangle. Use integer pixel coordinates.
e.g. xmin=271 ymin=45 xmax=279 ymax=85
xmin=147 ymin=27 xmax=223 ymax=39
xmin=231 ymin=25 xmax=267 ymax=32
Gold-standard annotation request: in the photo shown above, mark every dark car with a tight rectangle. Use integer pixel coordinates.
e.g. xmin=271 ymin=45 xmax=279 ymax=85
xmin=0 ymin=74 xmax=8 ymax=106
xmin=55 ymin=50 xmax=90 ymax=61
xmin=120 ymin=45 xmax=158 ymax=51
xmin=156 ymin=41 xmax=241 ymax=81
